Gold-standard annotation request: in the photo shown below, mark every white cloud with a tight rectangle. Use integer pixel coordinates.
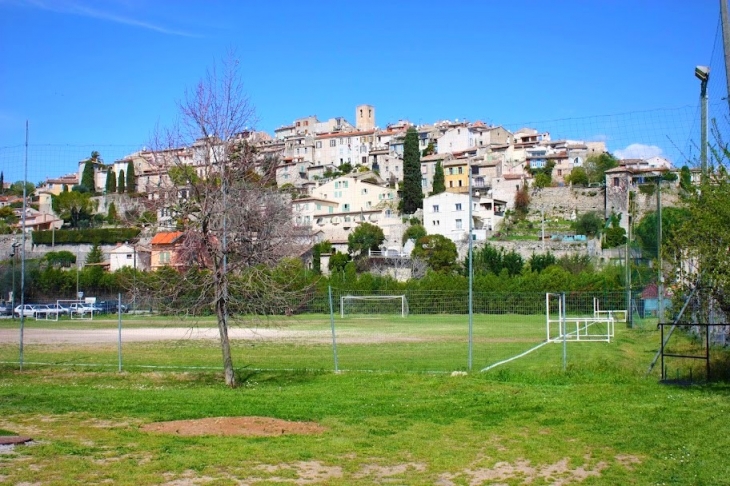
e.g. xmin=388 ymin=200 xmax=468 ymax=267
xmin=10 ymin=0 xmax=199 ymax=37
xmin=614 ymin=143 xmax=664 ymax=160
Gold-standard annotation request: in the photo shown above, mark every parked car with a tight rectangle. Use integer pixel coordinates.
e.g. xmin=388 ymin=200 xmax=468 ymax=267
xmin=0 ymin=302 xmax=12 ymax=316
xmin=45 ymin=303 xmax=70 ymax=315
xmin=14 ymin=304 xmax=45 ymax=318
xmin=68 ymin=303 xmax=96 ymax=316
xmin=96 ymin=300 xmax=129 ymax=314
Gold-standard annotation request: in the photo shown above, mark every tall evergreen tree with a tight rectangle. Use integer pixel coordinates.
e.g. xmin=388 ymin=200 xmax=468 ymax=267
xmin=105 ymin=168 xmax=116 ymax=193
xmin=117 ymin=169 xmax=125 ymax=194
xmin=107 ymin=201 xmax=118 ymax=223
xmin=81 ymin=161 xmax=96 ymax=192
xmin=400 ymin=126 xmax=423 ymax=214
xmin=0 ymin=171 xmax=4 ymax=194
xmin=126 ymin=161 xmax=136 ymax=193
xmin=431 ymin=160 xmax=445 ymax=195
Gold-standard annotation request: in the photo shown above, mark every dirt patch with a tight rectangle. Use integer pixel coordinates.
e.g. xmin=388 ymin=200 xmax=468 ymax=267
xmin=140 ymin=416 xmax=327 ymax=437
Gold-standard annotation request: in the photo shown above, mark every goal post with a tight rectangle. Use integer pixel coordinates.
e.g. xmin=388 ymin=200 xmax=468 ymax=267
xmin=340 ymin=295 xmax=408 ymax=318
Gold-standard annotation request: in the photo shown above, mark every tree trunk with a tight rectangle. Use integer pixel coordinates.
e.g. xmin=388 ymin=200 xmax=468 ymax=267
xmin=215 ymin=269 xmax=236 ymax=387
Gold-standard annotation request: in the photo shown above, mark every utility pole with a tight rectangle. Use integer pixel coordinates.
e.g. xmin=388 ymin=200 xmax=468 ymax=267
xmin=695 ymin=66 xmax=710 ymax=181
xmin=721 ymin=0 xmax=730 ymax=111
xmin=656 ymin=177 xmax=664 ymax=324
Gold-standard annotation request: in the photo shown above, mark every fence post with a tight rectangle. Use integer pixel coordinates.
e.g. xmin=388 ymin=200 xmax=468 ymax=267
xmin=117 ymin=293 xmax=123 ymax=372
xmin=328 ymin=286 xmax=339 ymax=372
xmin=562 ymin=293 xmax=567 ymax=371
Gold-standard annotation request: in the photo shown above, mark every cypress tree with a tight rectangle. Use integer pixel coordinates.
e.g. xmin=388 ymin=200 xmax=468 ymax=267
xmin=107 ymin=201 xmax=118 ymax=223
xmin=126 ymin=161 xmax=136 ymax=193
xmin=117 ymin=169 xmax=125 ymax=194
xmin=400 ymin=126 xmax=423 ymax=214
xmin=81 ymin=161 xmax=96 ymax=192
xmin=431 ymin=160 xmax=445 ymax=195
xmin=105 ymin=168 xmax=116 ymax=193
xmin=0 ymin=171 xmax=4 ymax=194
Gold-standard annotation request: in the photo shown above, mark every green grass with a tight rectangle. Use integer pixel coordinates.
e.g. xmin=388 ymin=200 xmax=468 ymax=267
xmin=1 ymin=318 xmax=729 ymax=484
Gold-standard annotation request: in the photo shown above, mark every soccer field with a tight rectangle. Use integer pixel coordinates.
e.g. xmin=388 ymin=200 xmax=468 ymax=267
xmin=0 ymin=312 xmax=629 ymax=373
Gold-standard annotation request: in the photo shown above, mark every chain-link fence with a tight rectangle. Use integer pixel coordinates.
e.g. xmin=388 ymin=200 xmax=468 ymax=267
xmin=0 ymin=290 xmax=653 ymax=374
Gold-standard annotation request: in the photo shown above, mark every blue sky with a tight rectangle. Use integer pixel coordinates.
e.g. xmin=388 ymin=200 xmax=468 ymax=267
xmin=0 ymin=0 xmax=724 ymax=183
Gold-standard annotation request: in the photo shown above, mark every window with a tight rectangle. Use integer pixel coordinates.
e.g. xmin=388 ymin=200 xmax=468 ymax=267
xmin=449 ymin=181 xmax=454 ymax=187
xmin=449 ymin=168 xmax=454 ymax=175
xmin=422 ymin=177 xmax=428 ymax=188
xmin=335 ymin=191 xmax=342 ymax=198
xmin=366 ymin=201 xmax=372 ymax=208
xmin=458 ymin=167 xmax=463 ymax=174
xmin=455 ymin=219 xmax=463 ymax=229
xmin=432 ymin=204 xmax=440 ymax=213
xmin=455 ymin=203 xmax=462 ymax=211
xmin=458 ymin=180 xmax=463 ymax=187
xmin=395 ymin=166 xmax=399 ymax=172
xmin=339 ymin=138 xmax=344 ymax=145
xmin=343 ymin=203 xmax=350 ymax=212
xmin=613 ymin=177 xmax=620 ymax=187
xmin=159 ymin=251 xmax=171 ymax=264
xmin=421 ymin=165 xmax=428 ymax=174
xmin=362 ymin=156 xmax=366 ymax=164
xmin=361 ymin=188 xmax=368 ymax=195
xmin=316 ymin=203 xmax=322 ymax=210
xmin=330 ymin=139 xmax=336 ymax=147
xmin=328 ymin=207 xmax=334 ymax=214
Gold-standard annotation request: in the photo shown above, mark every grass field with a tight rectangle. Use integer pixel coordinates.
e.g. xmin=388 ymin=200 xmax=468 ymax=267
xmin=1 ymin=314 xmax=730 ymax=484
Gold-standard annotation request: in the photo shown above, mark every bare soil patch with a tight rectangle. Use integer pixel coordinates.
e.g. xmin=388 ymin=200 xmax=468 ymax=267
xmin=140 ymin=416 xmax=327 ymax=437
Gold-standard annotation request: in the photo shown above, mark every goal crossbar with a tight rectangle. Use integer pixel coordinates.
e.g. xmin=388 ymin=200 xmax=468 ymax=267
xmin=340 ymin=295 xmax=408 ymax=318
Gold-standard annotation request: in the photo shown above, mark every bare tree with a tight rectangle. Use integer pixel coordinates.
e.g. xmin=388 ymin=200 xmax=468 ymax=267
xmin=149 ymin=53 xmax=309 ymax=387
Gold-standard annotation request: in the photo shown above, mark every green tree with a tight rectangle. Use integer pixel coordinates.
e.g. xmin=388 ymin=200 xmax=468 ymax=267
xmin=0 ymin=171 xmax=4 ymax=194
xmin=105 ymin=168 xmax=116 ymax=193
xmin=421 ymin=141 xmax=435 ymax=157
xmin=603 ymin=213 xmax=626 ymax=248
xmin=529 ymin=252 xmax=557 ymax=273
xmin=431 ymin=160 xmax=445 ymax=195
xmin=52 ymin=190 xmax=94 ymax=228
xmin=514 ymin=185 xmax=530 ymax=218
xmin=679 ymin=165 xmax=693 ymax=193
xmin=412 ymin=234 xmax=458 ymax=272
xmin=573 ymin=211 xmax=603 ymax=237
xmin=566 ymin=166 xmax=589 ymax=186
xmin=43 ymin=250 xmax=76 ymax=268
xmin=86 ymin=243 xmax=104 ymax=265
xmin=312 ymin=240 xmax=332 ymax=274
xmin=117 ymin=169 xmax=125 ymax=194
xmin=635 ymin=207 xmax=690 ymax=259
xmin=107 ymin=201 xmax=118 ymax=223
xmin=81 ymin=160 xmax=96 ymax=192
xmin=584 ymin=153 xmax=618 ymax=184
xmin=533 ymin=172 xmax=551 ymax=188
xmin=402 ymin=223 xmax=426 ymax=245
xmin=670 ymin=166 xmax=730 ymax=312
xmin=328 ymin=251 xmax=350 ymax=273
xmin=348 ymin=222 xmax=385 ymax=258
xmin=126 ymin=161 xmax=136 ymax=193
xmin=400 ymin=126 xmax=423 ymax=214
xmin=9 ymin=181 xmax=35 ymax=197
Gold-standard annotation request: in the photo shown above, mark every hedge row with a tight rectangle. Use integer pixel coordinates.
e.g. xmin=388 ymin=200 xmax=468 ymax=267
xmin=32 ymin=228 xmax=141 ymax=245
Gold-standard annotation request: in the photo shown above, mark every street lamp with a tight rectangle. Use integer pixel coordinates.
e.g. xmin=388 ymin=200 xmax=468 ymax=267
xmin=695 ymin=65 xmax=710 ymax=181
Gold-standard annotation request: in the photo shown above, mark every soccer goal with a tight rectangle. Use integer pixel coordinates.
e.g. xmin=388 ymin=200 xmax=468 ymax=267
xmin=340 ymin=295 xmax=408 ymax=318
xmin=546 ymin=293 xmax=614 ymax=343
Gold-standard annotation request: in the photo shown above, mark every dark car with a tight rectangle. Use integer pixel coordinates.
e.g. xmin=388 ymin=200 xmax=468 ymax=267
xmin=97 ymin=300 xmax=128 ymax=314
xmin=0 ymin=302 xmax=12 ymax=316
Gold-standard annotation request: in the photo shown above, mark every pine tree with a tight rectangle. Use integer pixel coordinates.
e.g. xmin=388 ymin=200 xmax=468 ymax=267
xmin=81 ymin=161 xmax=96 ymax=192
xmin=117 ymin=169 xmax=125 ymax=194
xmin=105 ymin=168 xmax=116 ymax=193
xmin=86 ymin=243 xmax=104 ymax=264
xmin=431 ymin=160 xmax=445 ymax=195
xmin=126 ymin=161 xmax=136 ymax=193
xmin=400 ymin=126 xmax=423 ymax=214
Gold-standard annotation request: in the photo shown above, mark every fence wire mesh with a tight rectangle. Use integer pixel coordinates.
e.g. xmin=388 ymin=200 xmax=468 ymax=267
xmin=0 ymin=290 xmax=646 ymax=374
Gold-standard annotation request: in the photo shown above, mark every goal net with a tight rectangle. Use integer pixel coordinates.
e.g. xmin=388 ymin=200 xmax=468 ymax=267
xmin=546 ymin=293 xmax=614 ymax=343
xmin=340 ymin=295 xmax=408 ymax=318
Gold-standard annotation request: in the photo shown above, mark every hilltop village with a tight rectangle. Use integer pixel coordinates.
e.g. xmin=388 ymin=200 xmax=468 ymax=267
xmin=2 ymin=104 xmax=682 ymax=273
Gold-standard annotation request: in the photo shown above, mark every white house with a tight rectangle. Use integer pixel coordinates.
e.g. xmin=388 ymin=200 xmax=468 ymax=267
xmin=108 ymin=243 xmax=144 ymax=272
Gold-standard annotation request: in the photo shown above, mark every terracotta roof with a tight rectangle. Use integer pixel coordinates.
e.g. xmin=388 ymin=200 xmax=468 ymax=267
xmin=150 ymin=231 xmax=184 ymax=245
